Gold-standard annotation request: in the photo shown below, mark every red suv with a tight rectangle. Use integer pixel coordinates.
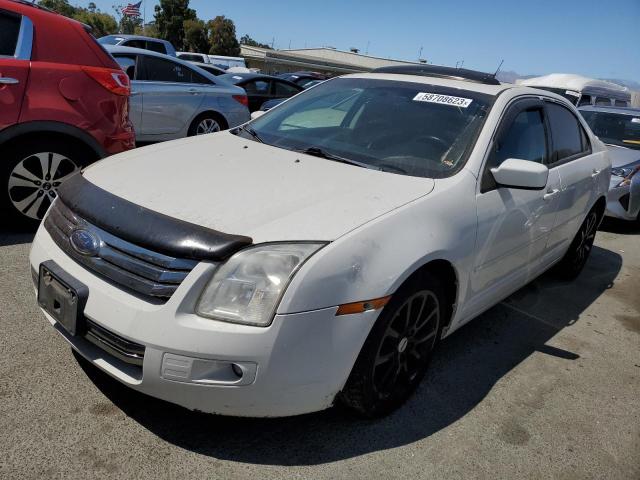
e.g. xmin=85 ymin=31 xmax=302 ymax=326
xmin=0 ymin=0 xmax=135 ymax=224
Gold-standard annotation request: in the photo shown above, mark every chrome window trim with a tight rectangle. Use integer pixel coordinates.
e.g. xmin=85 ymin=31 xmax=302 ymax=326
xmin=15 ymin=15 xmax=33 ymax=60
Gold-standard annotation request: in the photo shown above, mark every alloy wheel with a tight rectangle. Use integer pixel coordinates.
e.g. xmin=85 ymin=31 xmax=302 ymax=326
xmin=196 ymin=118 xmax=221 ymax=135
xmin=372 ymin=290 xmax=440 ymax=399
xmin=574 ymin=211 xmax=597 ymax=265
xmin=7 ymin=152 xmax=79 ymax=220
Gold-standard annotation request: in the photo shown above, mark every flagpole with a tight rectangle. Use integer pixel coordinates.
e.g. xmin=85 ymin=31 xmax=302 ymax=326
xmin=142 ymin=0 xmax=146 ymax=35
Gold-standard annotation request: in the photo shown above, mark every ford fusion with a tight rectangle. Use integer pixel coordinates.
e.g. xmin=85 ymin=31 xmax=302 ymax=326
xmin=30 ymin=66 xmax=611 ymax=417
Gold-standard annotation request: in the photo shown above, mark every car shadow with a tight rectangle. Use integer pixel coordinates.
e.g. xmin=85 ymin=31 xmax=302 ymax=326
xmin=74 ymin=244 xmax=622 ymax=466
xmin=599 ymin=217 xmax=639 ymax=234
xmin=0 ymin=226 xmax=36 ymax=247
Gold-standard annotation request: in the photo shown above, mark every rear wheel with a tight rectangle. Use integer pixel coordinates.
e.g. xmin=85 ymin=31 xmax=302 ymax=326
xmin=188 ymin=112 xmax=226 ymax=136
xmin=339 ymin=273 xmax=445 ymax=417
xmin=554 ymin=208 xmax=600 ymax=279
xmin=2 ymin=139 xmax=88 ymax=226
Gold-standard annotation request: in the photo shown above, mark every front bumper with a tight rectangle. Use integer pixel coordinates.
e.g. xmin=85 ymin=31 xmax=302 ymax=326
xmin=29 ymin=226 xmax=378 ymax=417
xmin=605 ymin=175 xmax=640 ymax=221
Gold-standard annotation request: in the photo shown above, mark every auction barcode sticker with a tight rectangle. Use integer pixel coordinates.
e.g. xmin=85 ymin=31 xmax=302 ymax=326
xmin=413 ymin=92 xmax=473 ymax=108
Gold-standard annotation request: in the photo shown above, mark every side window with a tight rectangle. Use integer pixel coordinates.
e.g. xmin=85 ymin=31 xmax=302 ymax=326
xmin=546 ymin=102 xmax=589 ymax=162
xmin=274 ymin=81 xmax=301 ymax=97
xmin=578 ymin=95 xmax=592 ymax=107
xmin=114 ymin=55 xmax=137 ymax=80
xmin=189 ymin=68 xmax=213 ymax=85
xmin=145 ymin=41 xmax=167 ymax=54
xmin=492 ymin=109 xmax=547 ymax=167
xmin=0 ymin=11 xmax=21 ymax=56
xmin=140 ymin=56 xmax=189 ymax=83
xmin=614 ymin=100 xmax=628 ymax=107
xmin=595 ymin=97 xmax=612 ymax=106
xmin=123 ymin=39 xmax=146 ymax=49
xmin=243 ymin=80 xmax=270 ymax=94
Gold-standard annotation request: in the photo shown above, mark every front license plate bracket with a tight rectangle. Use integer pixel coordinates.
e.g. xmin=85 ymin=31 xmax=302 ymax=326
xmin=37 ymin=260 xmax=88 ymax=336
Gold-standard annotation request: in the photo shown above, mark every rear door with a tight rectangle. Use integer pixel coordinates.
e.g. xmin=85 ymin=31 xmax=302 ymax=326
xmin=544 ymin=100 xmax=609 ymax=254
xmin=136 ymin=54 xmax=204 ymax=135
xmin=0 ymin=10 xmax=31 ymax=129
xmin=468 ymin=98 xmax=561 ymax=316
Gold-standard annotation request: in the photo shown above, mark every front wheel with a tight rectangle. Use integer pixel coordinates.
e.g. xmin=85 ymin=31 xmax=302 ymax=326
xmin=554 ymin=208 xmax=600 ymax=280
xmin=339 ymin=273 xmax=445 ymax=417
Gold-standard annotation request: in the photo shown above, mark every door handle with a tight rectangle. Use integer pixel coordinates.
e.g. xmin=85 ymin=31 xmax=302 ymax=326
xmin=591 ymin=169 xmax=601 ymax=178
xmin=188 ymin=88 xmax=199 ymax=95
xmin=543 ymin=188 xmax=559 ymax=201
xmin=130 ymin=91 xmax=140 ymax=96
xmin=0 ymin=77 xmax=19 ymax=85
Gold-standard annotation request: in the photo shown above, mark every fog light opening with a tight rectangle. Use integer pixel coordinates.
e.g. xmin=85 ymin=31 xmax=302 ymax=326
xmin=231 ymin=363 xmax=244 ymax=378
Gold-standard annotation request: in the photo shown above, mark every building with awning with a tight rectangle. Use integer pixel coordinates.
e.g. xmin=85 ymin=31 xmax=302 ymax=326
xmin=241 ymin=45 xmax=424 ymax=76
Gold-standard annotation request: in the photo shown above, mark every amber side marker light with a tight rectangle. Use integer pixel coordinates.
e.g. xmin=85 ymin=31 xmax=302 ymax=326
xmin=336 ymin=296 xmax=392 ymax=316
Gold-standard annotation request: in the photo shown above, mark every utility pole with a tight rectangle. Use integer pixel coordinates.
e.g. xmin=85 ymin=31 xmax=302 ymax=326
xmin=366 ymin=40 xmax=370 ymax=55
xmin=418 ymin=46 xmax=423 ymax=61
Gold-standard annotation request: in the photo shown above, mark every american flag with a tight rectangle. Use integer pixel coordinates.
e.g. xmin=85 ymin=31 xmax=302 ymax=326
xmin=121 ymin=1 xmax=142 ymax=17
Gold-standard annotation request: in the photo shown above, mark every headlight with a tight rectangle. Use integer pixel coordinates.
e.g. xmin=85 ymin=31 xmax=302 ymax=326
xmin=612 ymin=164 xmax=640 ymax=187
xmin=196 ymin=243 xmax=325 ymax=326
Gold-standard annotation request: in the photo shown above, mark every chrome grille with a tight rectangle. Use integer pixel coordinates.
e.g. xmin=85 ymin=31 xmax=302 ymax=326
xmin=44 ymin=200 xmax=198 ymax=301
xmin=85 ymin=319 xmax=145 ymax=367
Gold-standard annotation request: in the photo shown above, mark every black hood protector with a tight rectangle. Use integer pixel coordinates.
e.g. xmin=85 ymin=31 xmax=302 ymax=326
xmin=56 ymin=173 xmax=252 ymax=261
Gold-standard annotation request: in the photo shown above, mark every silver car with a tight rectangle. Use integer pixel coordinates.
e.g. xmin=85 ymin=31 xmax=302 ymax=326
xmin=580 ymin=105 xmax=640 ymax=223
xmin=106 ymin=46 xmax=250 ymax=142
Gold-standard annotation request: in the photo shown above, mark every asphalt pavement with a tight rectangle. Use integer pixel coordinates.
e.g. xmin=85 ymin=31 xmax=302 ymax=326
xmin=1 ymin=220 xmax=638 ymax=479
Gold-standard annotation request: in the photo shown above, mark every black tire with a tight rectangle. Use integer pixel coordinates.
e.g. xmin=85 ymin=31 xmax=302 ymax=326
xmin=339 ymin=272 xmax=446 ymax=418
xmin=187 ymin=112 xmax=227 ymax=136
xmin=1 ymin=139 xmax=91 ymax=228
xmin=553 ymin=207 xmax=600 ymax=280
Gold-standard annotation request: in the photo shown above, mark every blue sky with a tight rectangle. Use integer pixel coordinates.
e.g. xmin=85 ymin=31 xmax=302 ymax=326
xmin=80 ymin=0 xmax=639 ymax=82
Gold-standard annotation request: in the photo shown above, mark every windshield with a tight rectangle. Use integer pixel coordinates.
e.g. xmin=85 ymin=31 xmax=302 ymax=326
xmin=581 ymin=111 xmax=640 ymax=150
xmin=240 ymin=78 xmax=493 ymax=178
xmin=98 ymin=36 xmax=124 ymax=45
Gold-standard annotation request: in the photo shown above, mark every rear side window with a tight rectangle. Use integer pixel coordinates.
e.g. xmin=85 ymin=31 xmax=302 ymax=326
xmin=123 ymin=39 xmax=146 ymax=49
xmin=614 ymin=100 xmax=628 ymax=107
xmin=274 ymin=81 xmax=301 ymax=96
xmin=114 ymin=54 xmax=138 ymax=80
xmin=145 ymin=41 xmax=167 ymax=54
xmin=595 ymin=97 xmax=612 ymax=106
xmin=546 ymin=102 xmax=589 ymax=162
xmin=140 ymin=56 xmax=189 ymax=82
xmin=244 ymin=80 xmax=270 ymax=94
xmin=0 ymin=11 xmax=21 ymax=56
xmin=190 ymin=68 xmax=213 ymax=85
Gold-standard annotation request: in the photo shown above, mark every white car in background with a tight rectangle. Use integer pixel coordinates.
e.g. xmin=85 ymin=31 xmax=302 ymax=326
xmin=30 ymin=65 xmax=610 ymax=418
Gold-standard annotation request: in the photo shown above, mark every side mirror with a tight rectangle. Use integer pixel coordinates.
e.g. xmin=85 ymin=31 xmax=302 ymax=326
xmin=250 ymin=110 xmax=265 ymax=120
xmin=490 ymin=158 xmax=548 ymax=190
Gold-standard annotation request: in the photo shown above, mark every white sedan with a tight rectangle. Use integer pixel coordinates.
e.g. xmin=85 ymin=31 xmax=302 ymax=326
xmin=30 ymin=66 xmax=610 ymax=417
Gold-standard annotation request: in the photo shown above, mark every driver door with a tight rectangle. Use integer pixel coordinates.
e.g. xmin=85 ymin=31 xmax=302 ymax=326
xmin=465 ymin=98 xmax=562 ymax=318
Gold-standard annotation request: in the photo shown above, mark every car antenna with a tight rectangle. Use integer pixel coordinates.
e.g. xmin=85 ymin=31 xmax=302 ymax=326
xmin=493 ymin=59 xmax=504 ymax=78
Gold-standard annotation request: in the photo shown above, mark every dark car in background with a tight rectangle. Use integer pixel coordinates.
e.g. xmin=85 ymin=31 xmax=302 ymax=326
xmin=218 ymin=72 xmax=303 ymax=112
xmin=580 ymin=105 xmax=640 ymax=223
xmin=0 ymin=0 xmax=135 ymax=224
xmin=277 ymin=71 xmax=328 ymax=87
xmin=184 ymin=61 xmax=226 ymax=76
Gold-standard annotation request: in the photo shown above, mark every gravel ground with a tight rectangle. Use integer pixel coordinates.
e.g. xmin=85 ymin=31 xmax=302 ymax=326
xmin=0 ymin=220 xmax=638 ymax=479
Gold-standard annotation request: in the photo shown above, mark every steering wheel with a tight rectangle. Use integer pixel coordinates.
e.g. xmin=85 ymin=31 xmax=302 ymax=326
xmin=413 ymin=135 xmax=449 ymax=151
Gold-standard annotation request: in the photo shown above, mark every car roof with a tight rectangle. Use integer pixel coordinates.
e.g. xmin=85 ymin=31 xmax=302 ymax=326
xmin=520 ymin=73 xmax=629 ymax=93
xmin=219 ymin=73 xmax=300 ymax=85
xmin=345 ymin=72 xmax=513 ymax=96
xmin=579 ymin=105 xmax=640 ymax=116
xmin=104 ymin=45 xmax=223 ymax=83
xmin=102 ymin=34 xmax=170 ymax=43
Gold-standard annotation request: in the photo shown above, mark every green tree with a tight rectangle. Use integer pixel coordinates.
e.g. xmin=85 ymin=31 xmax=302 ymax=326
xmin=208 ymin=16 xmax=240 ymax=56
xmin=119 ymin=15 xmax=143 ymax=34
xmin=38 ymin=0 xmax=76 ymax=17
xmin=136 ymin=22 xmax=159 ymax=37
xmin=154 ymin=0 xmax=196 ymax=49
xmin=183 ymin=19 xmax=210 ymax=53
xmin=239 ymin=34 xmax=272 ymax=50
xmin=74 ymin=9 xmax=118 ymax=37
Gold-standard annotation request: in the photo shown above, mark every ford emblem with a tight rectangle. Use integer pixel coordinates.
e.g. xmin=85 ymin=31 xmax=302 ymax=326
xmin=70 ymin=229 xmax=100 ymax=256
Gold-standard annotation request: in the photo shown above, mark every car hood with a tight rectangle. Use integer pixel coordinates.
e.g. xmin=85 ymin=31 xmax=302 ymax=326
xmin=606 ymin=144 xmax=640 ymax=168
xmin=82 ymin=133 xmax=435 ymax=242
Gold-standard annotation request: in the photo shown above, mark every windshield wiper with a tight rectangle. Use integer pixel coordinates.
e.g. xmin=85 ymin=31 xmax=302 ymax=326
xmin=298 ymin=146 xmax=374 ymax=170
xmin=237 ymin=124 xmax=263 ymax=143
